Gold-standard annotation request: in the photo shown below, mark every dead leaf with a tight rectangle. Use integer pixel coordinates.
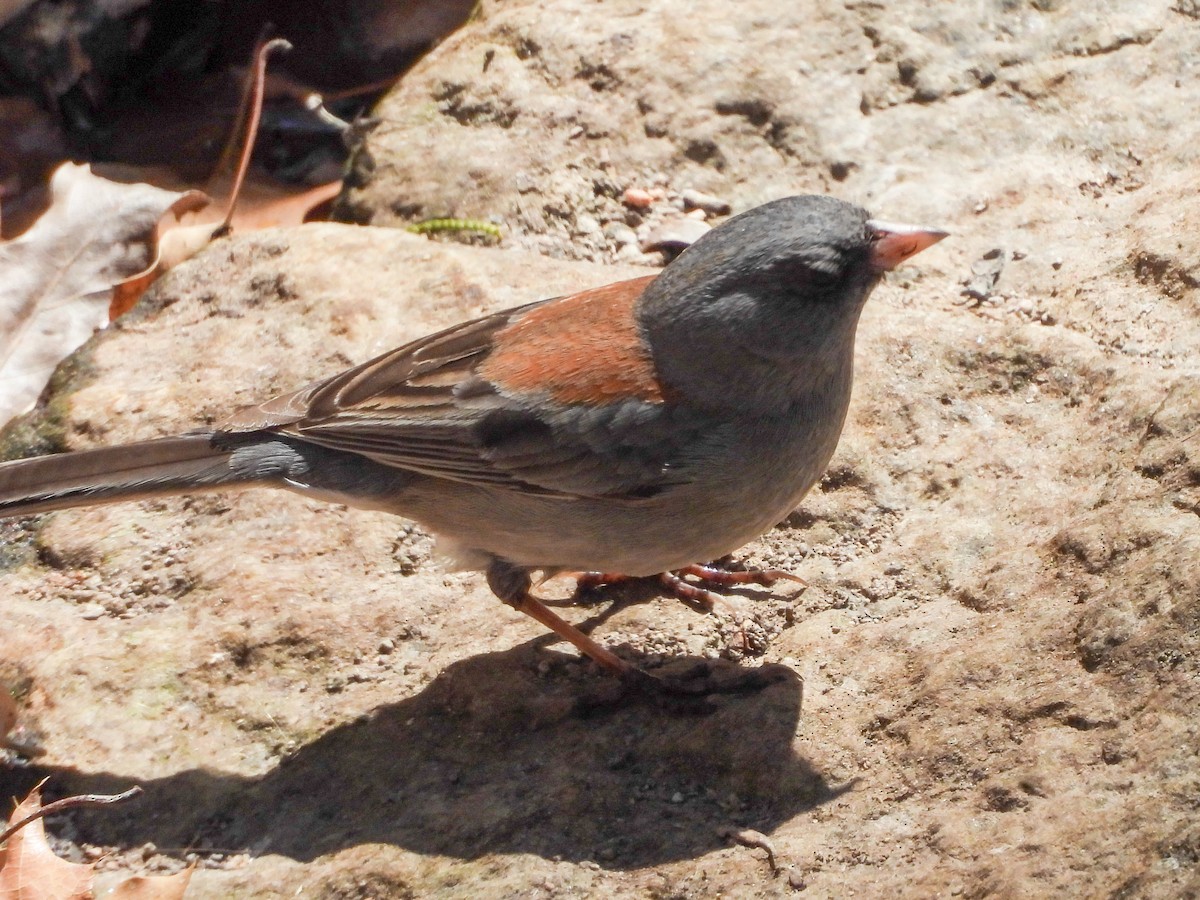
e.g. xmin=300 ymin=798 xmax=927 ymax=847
xmin=0 ymin=789 xmax=192 ymax=900
xmin=0 ymin=40 xmax=342 ymax=407
xmin=0 ymin=790 xmax=92 ymax=900
xmin=109 ymin=38 xmax=339 ymax=318
xmin=109 ymin=191 xmax=212 ymax=320
xmin=224 ymin=178 xmax=342 ymax=231
xmin=0 ymin=163 xmax=183 ymax=427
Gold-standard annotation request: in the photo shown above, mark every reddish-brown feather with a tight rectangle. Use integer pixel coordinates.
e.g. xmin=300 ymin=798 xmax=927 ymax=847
xmin=479 ymin=275 xmax=672 ymax=405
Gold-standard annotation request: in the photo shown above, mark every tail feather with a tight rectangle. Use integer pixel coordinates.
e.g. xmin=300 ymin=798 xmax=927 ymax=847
xmin=0 ymin=432 xmax=243 ymax=517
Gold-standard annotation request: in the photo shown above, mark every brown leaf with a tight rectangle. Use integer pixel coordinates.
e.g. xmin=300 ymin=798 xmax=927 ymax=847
xmin=109 ymin=191 xmax=213 ymax=320
xmin=223 ymin=178 xmax=342 ymax=231
xmin=0 ymin=790 xmax=92 ymax=900
xmin=106 ymin=175 xmax=340 ymax=320
xmin=109 ymin=38 xmax=339 ymax=317
xmin=0 ymin=789 xmax=190 ymax=900
xmin=0 ymin=163 xmax=183 ymax=426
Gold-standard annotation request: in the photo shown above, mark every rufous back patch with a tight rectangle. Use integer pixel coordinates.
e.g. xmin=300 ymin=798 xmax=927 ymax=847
xmin=480 ymin=275 xmax=669 ymax=405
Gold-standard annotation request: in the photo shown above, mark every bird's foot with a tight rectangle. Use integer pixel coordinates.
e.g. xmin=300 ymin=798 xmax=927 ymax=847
xmin=678 ymin=562 xmax=806 ymax=589
xmin=663 ymin=562 xmax=806 ymax=611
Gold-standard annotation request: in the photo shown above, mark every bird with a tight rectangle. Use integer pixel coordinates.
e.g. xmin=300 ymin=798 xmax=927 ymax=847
xmin=0 ymin=195 xmax=944 ymax=686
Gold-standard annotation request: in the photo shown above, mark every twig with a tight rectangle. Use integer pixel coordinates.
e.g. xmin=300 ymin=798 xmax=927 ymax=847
xmin=719 ymin=826 xmax=780 ymax=876
xmin=217 ymin=36 xmax=294 ymax=236
xmin=0 ymin=786 xmax=143 ymax=844
xmin=304 ymin=94 xmax=352 ymax=132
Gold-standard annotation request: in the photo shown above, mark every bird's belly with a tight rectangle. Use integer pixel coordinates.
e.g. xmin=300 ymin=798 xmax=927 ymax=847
xmin=400 ymin=415 xmax=841 ymax=576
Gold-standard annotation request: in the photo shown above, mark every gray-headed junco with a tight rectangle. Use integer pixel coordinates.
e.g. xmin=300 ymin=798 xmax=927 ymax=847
xmin=0 ymin=195 xmax=944 ymax=682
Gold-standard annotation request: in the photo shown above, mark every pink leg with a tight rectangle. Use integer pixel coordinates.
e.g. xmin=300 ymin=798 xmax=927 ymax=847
xmin=660 ymin=571 xmax=724 ymax=610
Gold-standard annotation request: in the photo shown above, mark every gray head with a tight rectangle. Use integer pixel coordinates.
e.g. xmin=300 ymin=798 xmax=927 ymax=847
xmin=637 ymin=195 xmax=945 ymax=414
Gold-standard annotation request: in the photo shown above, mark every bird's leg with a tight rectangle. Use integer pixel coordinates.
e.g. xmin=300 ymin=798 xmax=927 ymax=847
xmin=659 ymin=571 xmax=723 ymax=610
xmin=660 ymin=562 xmax=807 ymax=612
xmin=488 ymin=560 xmax=634 ymax=676
xmin=491 ymin=560 xmax=787 ymax=700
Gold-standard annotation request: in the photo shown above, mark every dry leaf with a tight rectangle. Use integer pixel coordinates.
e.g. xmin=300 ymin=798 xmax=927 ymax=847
xmin=0 ymin=790 xmax=193 ymax=900
xmin=0 ymin=163 xmax=183 ymax=426
xmin=222 ymin=178 xmax=341 ymax=231
xmin=0 ymin=790 xmax=92 ymax=900
xmin=109 ymin=191 xmax=212 ymax=320
xmin=108 ymin=38 xmax=339 ymax=317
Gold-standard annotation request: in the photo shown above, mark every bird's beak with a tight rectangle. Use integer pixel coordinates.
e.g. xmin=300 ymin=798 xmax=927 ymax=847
xmin=866 ymin=219 xmax=948 ymax=272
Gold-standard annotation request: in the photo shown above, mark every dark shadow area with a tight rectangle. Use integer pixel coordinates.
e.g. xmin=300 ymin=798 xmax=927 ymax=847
xmin=1 ymin=640 xmax=843 ymax=870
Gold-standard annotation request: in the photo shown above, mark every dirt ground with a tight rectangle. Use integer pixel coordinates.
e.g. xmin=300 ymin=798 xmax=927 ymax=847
xmin=3 ymin=0 xmax=1199 ymax=897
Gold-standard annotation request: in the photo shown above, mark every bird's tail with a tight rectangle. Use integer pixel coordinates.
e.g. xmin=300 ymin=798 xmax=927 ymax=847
xmin=0 ymin=432 xmax=248 ymax=517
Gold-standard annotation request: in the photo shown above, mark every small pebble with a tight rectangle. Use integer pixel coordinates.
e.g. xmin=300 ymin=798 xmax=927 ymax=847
xmin=378 ymin=638 xmax=395 ymax=654
xmin=622 ymin=187 xmax=655 ymax=209
xmin=604 ymin=221 xmax=638 ymax=246
xmin=640 ymin=217 xmax=711 ymax=252
xmin=616 ymin=242 xmax=652 ymax=263
xmin=575 ymin=213 xmax=602 ymax=237
xmin=681 ymin=188 xmax=732 ymax=215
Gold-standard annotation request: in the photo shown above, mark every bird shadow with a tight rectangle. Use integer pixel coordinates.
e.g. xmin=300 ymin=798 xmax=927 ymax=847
xmin=2 ymin=640 xmax=845 ymax=870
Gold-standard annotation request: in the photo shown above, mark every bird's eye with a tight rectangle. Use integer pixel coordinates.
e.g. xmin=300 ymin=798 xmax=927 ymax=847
xmin=800 ymin=264 xmax=840 ymax=292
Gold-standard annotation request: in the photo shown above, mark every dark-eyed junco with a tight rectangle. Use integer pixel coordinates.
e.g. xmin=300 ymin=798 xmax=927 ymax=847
xmin=0 ymin=195 xmax=944 ymax=684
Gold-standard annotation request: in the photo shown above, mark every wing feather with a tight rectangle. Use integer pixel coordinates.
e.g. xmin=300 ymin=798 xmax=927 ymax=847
xmin=217 ymin=280 xmax=699 ymax=499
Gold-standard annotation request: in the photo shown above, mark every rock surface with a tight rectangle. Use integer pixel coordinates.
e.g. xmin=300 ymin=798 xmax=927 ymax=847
xmin=3 ymin=0 xmax=1200 ymax=897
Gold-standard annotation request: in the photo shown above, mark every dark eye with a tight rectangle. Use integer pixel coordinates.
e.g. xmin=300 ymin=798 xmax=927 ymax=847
xmin=798 ymin=263 xmax=841 ymax=292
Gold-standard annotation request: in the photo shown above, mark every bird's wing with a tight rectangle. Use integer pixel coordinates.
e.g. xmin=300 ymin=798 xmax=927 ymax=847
xmin=219 ymin=276 xmax=700 ymax=500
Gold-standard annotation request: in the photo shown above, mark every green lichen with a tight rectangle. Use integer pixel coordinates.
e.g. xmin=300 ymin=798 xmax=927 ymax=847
xmin=0 ymin=343 xmax=99 ymax=462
